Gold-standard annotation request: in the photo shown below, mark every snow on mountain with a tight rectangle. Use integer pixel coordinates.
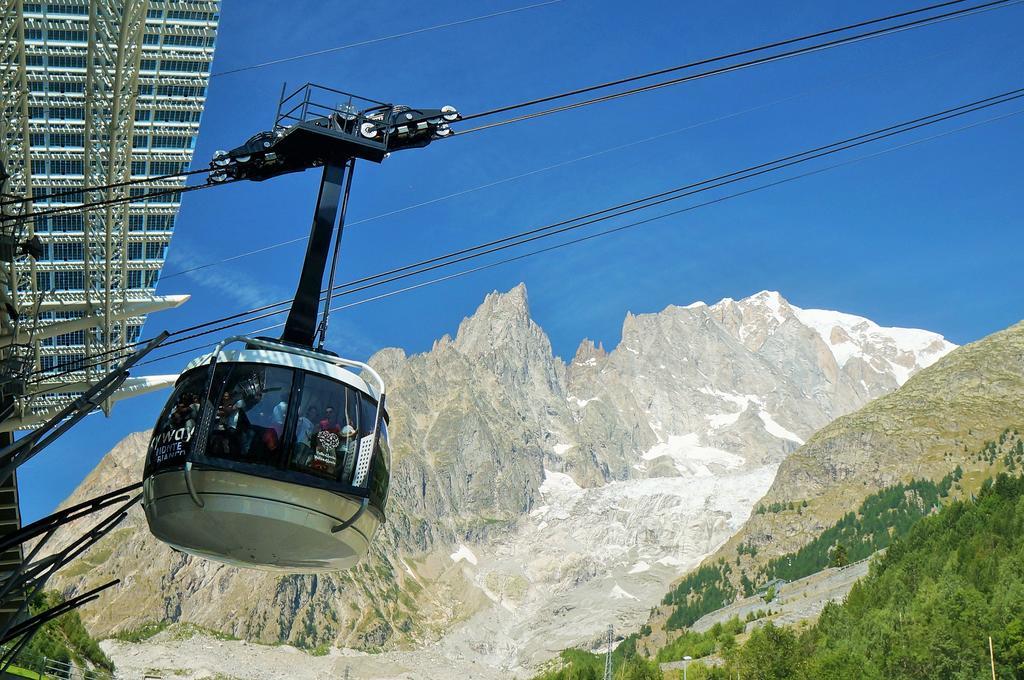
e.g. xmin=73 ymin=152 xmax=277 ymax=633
xmin=408 ymin=288 xmax=957 ymax=672
xmin=792 ymin=304 xmax=955 ymax=384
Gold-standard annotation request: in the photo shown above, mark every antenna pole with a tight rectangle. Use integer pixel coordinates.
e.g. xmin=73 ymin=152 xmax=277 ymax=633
xmin=604 ymin=625 xmax=613 ymax=680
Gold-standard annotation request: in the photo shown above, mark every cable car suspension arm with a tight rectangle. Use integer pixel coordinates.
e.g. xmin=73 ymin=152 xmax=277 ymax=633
xmin=206 ymin=83 xmax=458 ymax=349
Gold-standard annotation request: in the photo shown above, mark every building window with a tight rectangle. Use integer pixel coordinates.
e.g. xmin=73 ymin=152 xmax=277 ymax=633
xmin=150 ymin=191 xmax=180 ymax=204
xmin=133 ymin=135 xmax=149 ymax=148
xmin=129 ymin=214 xmax=145 ymax=232
xmin=167 ymin=10 xmax=217 ymax=21
xmin=149 ymin=161 xmax=185 ymax=175
xmin=54 ymin=271 xmax=85 ymax=290
xmin=146 ymin=241 xmax=167 ymax=260
xmin=131 ymin=161 xmax=147 ymax=176
xmin=54 ymin=353 xmax=86 ymax=370
xmin=36 ymin=271 xmax=51 ymax=291
xmin=147 ymin=214 xmax=174 ymax=231
xmin=30 ymin=160 xmax=46 ymax=175
xmin=163 ymin=34 xmax=215 ymax=47
xmin=50 ymin=159 xmax=84 ymax=175
xmin=157 ymin=85 xmax=206 ymax=98
xmin=155 ymin=110 xmax=201 ymax=123
xmin=46 ymin=191 xmax=82 ymax=204
xmin=138 ymin=84 xmax=154 ymax=96
xmin=151 ymin=135 xmax=191 ymax=149
xmin=128 ymin=243 xmax=144 ymax=260
xmin=50 ymin=133 xmax=84 ymax=147
xmin=143 ymin=33 xmax=160 ymax=45
xmin=50 ymin=214 xmax=84 ymax=232
xmin=48 ymin=5 xmax=89 ymax=16
xmin=48 ymin=107 xmax=85 ymax=120
xmin=47 ymin=30 xmax=87 ymax=42
xmin=48 ymin=55 xmax=87 ymax=68
xmin=52 ymin=242 xmax=84 ymax=261
xmin=159 ymin=60 xmax=208 ymax=73
xmin=128 ymin=270 xmax=145 ymax=288
xmin=51 ymin=81 xmax=84 ymax=94
xmin=55 ymin=330 xmax=86 ymax=346
xmin=135 ymin=109 xmax=152 ymax=121
xmin=140 ymin=59 xmax=158 ymax=71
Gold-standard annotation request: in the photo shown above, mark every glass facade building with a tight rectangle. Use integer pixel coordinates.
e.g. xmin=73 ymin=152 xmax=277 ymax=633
xmin=0 ymin=1 xmax=220 ymax=427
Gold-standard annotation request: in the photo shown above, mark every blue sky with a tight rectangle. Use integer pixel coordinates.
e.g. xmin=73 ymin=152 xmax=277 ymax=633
xmin=20 ymin=0 xmax=1024 ymax=521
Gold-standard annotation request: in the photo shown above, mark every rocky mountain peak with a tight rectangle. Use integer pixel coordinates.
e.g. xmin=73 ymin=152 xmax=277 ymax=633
xmin=572 ymin=338 xmax=607 ymax=365
xmin=452 ymin=283 xmax=537 ymax=355
xmin=707 ymin=290 xmax=797 ymax=351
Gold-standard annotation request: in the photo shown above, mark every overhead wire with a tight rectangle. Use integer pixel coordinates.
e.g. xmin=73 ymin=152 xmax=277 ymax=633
xmin=4 ymin=179 xmax=239 ymax=229
xmin=455 ymin=0 xmax=1023 ymax=134
xmin=105 ymin=103 xmax=1024 ymax=376
xmin=0 ymin=168 xmax=213 ymax=209
xmin=210 ymin=0 xmax=566 ymax=77
xmin=458 ymin=0 xmax=992 ymax=122
xmin=159 ymin=11 xmax=1007 ymax=280
xmin=2 ymin=1 xmax=570 ymax=209
xmin=9 ymin=0 xmax=1013 ymax=214
xmin=19 ymin=1 xmax=1024 ymax=384
xmin=27 ymin=85 xmax=1024 ymax=384
xmin=161 ymin=42 xmax=949 ymax=281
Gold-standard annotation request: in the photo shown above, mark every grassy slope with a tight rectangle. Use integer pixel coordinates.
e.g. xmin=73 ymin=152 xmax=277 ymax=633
xmin=642 ymin=319 xmax=1024 ymax=651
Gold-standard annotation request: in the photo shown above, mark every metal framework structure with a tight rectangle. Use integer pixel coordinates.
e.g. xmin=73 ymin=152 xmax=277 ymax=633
xmin=0 ymin=0 xmax=219 ymax=642
xmin=0 ymin=0 xmax=220 ymax=431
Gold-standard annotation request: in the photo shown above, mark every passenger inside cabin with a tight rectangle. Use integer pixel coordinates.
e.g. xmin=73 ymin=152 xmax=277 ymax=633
xmin=294 ymin=405 xmax=318 ymax=466
xmin=261 ymin=399 xmax=288 ymax=453
xmin=319 ymin=406 xmax=341 ymax=434
xmin=211 ymin=390 xmax=245 ymax=457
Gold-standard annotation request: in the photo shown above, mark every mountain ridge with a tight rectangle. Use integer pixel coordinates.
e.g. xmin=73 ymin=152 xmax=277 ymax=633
xmin=42 ymin=285 xmax=955 ymax=673
xmin=641 ymin=318 xmax=1023 ymax=653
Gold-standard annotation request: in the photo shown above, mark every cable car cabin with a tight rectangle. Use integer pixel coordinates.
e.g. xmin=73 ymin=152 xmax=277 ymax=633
xmin=142 ymin=336 xmax=390 ymax=573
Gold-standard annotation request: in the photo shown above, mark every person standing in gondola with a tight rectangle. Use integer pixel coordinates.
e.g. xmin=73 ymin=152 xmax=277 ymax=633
xmin=319 ymin=406 xmax=342 ymax=434
xmin=294 ymin=405 xmax=318 ymax=467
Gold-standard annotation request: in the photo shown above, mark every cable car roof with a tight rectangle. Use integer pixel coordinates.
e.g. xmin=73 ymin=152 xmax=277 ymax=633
xmin=181 ymin=347 xmax=381 ymax=401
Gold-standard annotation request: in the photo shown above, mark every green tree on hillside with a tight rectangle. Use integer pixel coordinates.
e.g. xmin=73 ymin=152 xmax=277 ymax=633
xmin=829 ymin=542 xmax=848 ymax=568
xmin=732 ymin=623 xmax=802 ymax=680
xmin=706 ymin=472 xmax=1024 ymax=679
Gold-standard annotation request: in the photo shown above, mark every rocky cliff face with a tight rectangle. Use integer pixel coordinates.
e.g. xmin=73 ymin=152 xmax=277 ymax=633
xmin=43 ymin=286 xmax=953 ymax=671
xmin=642 ymin=319 xmax=1024 ymax=651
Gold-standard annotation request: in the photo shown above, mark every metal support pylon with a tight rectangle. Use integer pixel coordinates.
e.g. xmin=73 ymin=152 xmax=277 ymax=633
xmin=604 ymin=624 xmax=613 ymax=680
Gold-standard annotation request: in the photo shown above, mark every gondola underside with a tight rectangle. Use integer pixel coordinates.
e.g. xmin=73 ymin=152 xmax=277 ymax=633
xmin=143 ymin=468 xmax=379 ymax=572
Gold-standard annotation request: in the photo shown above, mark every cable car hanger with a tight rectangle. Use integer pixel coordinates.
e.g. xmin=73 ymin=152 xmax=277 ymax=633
xmin=208 ymin=83 xmax=459 ymax=347
xmin=141 ymin=84 xmax=458 ymax=572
